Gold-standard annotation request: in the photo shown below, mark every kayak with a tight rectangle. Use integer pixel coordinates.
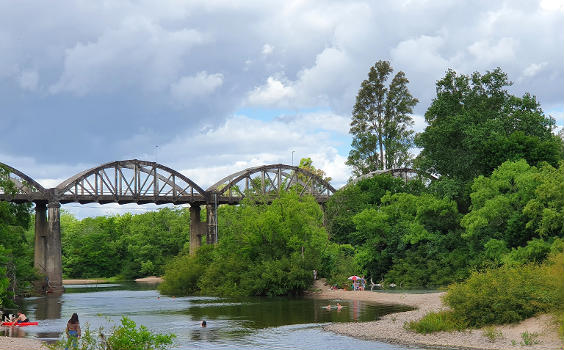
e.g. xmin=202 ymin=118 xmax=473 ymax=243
xmin=1 ymin=321 xmax=38 ymax=326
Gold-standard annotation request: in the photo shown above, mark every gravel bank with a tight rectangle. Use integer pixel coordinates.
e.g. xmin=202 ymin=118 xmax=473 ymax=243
xmin=0 ymin=336 xmax=45 ymax=350
xmin=311 ymin=280 xmax=563 ymax=350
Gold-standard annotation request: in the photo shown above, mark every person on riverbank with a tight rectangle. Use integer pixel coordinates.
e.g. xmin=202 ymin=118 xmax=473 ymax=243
xmin=15 ymin=311 xmax=29 ymax=323
xmin=65 ymin=313 xmax=81 ymax=350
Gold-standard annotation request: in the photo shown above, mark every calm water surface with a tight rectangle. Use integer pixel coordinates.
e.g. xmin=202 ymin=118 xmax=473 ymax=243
xmin=2 ymin=283 xmax=423 ymax=350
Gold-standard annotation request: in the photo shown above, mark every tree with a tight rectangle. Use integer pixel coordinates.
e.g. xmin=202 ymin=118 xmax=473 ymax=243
xmin=0 ymin=166 xmax=35 ymax=307
xmin=415 ymin=68 xmax=563 ymax=182
xmin=347 ymin=60 xmax=418 ymax=175
xmin=461 ymin=159 xmax=564 ymax=249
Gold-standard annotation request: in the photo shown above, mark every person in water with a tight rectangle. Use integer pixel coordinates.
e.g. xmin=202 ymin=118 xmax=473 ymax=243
xmin=65 ymin=313 xmax=81 ymax=350
xmin=15 ymin=311 xmax=29 ymax=323
xmin=201 ymin=320 xmax=207 ymax=327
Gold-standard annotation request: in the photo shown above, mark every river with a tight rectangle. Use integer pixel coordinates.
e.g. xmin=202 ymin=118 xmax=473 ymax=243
xmin=2 ymin=282 xmax=424 ymax=350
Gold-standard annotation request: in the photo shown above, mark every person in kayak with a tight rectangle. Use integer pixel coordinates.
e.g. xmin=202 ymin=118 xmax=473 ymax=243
xmin=65 ymin=313 xmax=81 ymax=349
xmin=15 ymin=311 xmax=29 ymax=323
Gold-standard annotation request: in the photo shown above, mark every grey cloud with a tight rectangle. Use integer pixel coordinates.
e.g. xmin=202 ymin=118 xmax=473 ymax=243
xmin=0 ymin=0 xmax=561 ymax=192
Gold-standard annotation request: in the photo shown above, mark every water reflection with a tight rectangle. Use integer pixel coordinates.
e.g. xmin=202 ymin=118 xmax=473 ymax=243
xmin=34 ymin=294 xmax=62 ymax=320
xmin=3 ymin=283 xmax=419 ymax=350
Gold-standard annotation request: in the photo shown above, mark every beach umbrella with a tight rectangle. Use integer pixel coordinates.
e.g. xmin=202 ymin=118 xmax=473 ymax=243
xmin=347 ymin=275 xmax=360 ymax=281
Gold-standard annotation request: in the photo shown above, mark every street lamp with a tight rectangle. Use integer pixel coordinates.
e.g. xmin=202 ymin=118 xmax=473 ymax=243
xmin=291 ymin=150 xmax=295 ymax=166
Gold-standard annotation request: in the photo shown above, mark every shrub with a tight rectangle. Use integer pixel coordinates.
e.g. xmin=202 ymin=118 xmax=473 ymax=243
xmin=444 ymin=252 xmax=563 ymax=328
xmin=48 ymin=317 xmax=175 ymax=350
xmin=406 ymin=310 xmax=467 ymax=333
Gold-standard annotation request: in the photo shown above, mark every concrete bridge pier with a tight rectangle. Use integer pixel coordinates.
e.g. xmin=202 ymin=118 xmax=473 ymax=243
xmin=189 ymin=205 xmax=205 ymax=255
xmin=34 ymin=201 xmax=64 ymax=292
xmin=206 ymin=204 xmax=217 ymax=244
xmin=33 ymin=202 xmax=47 ymax=277
xmin=46 ymin=202 xmax=63 ymax=292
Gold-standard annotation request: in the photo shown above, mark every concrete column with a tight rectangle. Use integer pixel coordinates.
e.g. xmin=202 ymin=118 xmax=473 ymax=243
xmin=46 ymin=202 xmax=63 ymax=292
xmin=33 ymin=202 xmax=48 ymax=275
xmin=189 ymin=205 xmax=202 ymax=256
xmin=206 ymin=204 xmax=217 ymax=244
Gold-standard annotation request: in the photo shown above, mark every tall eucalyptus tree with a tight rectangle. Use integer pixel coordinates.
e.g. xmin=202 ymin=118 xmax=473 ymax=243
xmin=347 ymin=60 xmax=418 ymax=176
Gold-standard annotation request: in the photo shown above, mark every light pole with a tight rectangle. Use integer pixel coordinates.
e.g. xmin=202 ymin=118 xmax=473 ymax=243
xmin=291 ymin=150 xmax=295 ymax=166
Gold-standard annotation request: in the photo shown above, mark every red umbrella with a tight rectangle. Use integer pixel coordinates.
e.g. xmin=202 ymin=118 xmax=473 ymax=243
xmin=347 ymin=275 xmax=360 ymax=281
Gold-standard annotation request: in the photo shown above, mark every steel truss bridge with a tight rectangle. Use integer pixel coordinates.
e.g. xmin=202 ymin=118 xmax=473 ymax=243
xmin=0 ymin=159 xmax=429 ymax=292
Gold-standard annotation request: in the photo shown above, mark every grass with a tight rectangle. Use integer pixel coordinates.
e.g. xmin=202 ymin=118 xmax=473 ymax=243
xmin=406 ymin=310 xmax=467 ymax=334
xmin=482 ymin=326 xmax=502 ymax=343
xmin=520 ymin=331 xmax=540 ymax=345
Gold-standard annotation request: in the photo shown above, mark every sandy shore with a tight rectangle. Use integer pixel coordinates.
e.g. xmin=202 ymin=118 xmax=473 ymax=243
xmin=134 ymin=276 xmax=163 ymax=283
xmin=0 ymin=336 xmax=45 ymax=350
xmin=62 ymin=276 xmax=163 ymax=285
xmin=312 ymin=280 xmax=563 ymax=350
xmin=63 ymin=278 xmax=108 ymax=285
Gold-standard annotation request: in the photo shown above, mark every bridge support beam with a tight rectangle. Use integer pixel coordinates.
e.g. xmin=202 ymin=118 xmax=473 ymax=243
xmin=206 ymin=204 xmax=217 ymax=245
xmin=189 ymin=205 xmax=204 ymax=256
xmin=34 ymin=202 xmax=48 ymax=276
xmin=46 ymin=202 xmax=63 ymax=292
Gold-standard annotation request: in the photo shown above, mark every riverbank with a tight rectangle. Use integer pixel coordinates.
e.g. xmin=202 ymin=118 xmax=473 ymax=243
xmin=62 ymin=276 xmax=163 ymax=285
xmin=0 ymin=336 xmax=44 ymax=350
xmin=311 ymin=280 xmax=562 ymax=350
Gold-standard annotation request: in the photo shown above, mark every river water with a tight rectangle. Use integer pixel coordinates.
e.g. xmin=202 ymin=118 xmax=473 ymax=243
xmin=3 ymin=282 xmax=423 ymax=350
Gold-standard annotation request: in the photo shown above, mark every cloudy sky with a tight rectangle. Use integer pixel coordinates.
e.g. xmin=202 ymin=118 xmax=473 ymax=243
xmin=1 ymin=0 xmax=562 ymax=217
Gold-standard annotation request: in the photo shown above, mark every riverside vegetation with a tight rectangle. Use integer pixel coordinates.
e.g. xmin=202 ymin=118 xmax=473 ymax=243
xmin=47 ymin=317 xmax=175 ymax=350
xmin=1 ymin=67 xmax=563 ymax=342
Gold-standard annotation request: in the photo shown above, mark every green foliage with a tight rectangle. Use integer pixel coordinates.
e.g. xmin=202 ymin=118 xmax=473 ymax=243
xmin=161 ymin=192 xmax=330 ymax=297
xmin=60 ymin=207 xmax=190 ymax=279
xmin=347 ymin=60 xmax=418 ymax=175
xmin=415 ymin=68 xmax=563 ymax=182
xmin=520 ymin=331 xmax=540 ymax=346
xmin=462 ymin=160 xmax=564 ymax=250
xmin=444 ymin=251 xmax=563 ymax=328
xmin=0 ymin=166 xmax=35 ymax=306
xmin=323 ymin=244 xmax=359 ymax=287
xmin=406 ymin=310 xmax=467 ymax=334
xmin=352 ymin=192 xmax=464 ymax=286
xmin=159 ymin=245 xmax=213 ymax=296
xmin=48 ymin=317 xmax=174 ymax=350
xmin=482 ymin=326 xmax=503 ymax=343
xmin=325 ymin=174 xmax=424 ymax=244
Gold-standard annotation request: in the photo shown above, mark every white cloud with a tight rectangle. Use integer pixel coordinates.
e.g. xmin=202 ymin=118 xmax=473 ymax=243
xmin=0 ymin=0 xmax=562 ymax=219
xmin=262 ymin=43 xmax=274 ymax=56
xmin=522 ymin=62 xmax=548 ymax=78
xmin=467 ymin=37 xmax=518 ymax=64
xmin=247 ymin=76 xmax=296 ymax=106
xmin=50 ymin=16 xmax=206 ymax=95
xmin=170 ymin=71 xmax=224 ymax=103
xmin=18 ymin=70 xmax=39 ymax=91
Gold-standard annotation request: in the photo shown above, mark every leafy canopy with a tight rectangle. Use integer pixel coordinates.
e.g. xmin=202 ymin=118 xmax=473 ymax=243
xmin=347 ymin=60 xmax=418 ymax=175
xmin=415 ymin=68 xmax=562 ymax=181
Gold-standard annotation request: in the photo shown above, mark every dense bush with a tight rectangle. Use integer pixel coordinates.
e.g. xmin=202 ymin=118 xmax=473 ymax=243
xmin=406 ymin=310 xmax=466 ymax=333
xmin=160 ymin=191 xmax=330 ymax=297
xmin=60 ymin=208 xmax=190 ymax=279
xmin=444 ymin=251 xmax=563 ymax=328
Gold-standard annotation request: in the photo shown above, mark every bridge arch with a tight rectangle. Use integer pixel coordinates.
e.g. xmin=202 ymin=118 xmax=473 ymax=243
xmin=207 ymin=164 xmax=336 ymax=204
xmin=55 ymin=159 xmax=207 ymax=204
xmin=351 ymin=167 xmax=438 ymax=184
xmin=0 ymin=161 xmax=47 ymax=202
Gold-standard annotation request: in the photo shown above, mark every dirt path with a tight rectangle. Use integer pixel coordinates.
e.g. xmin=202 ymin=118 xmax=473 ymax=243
xmin=311 ymin=279 xmax=563 ymax=350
